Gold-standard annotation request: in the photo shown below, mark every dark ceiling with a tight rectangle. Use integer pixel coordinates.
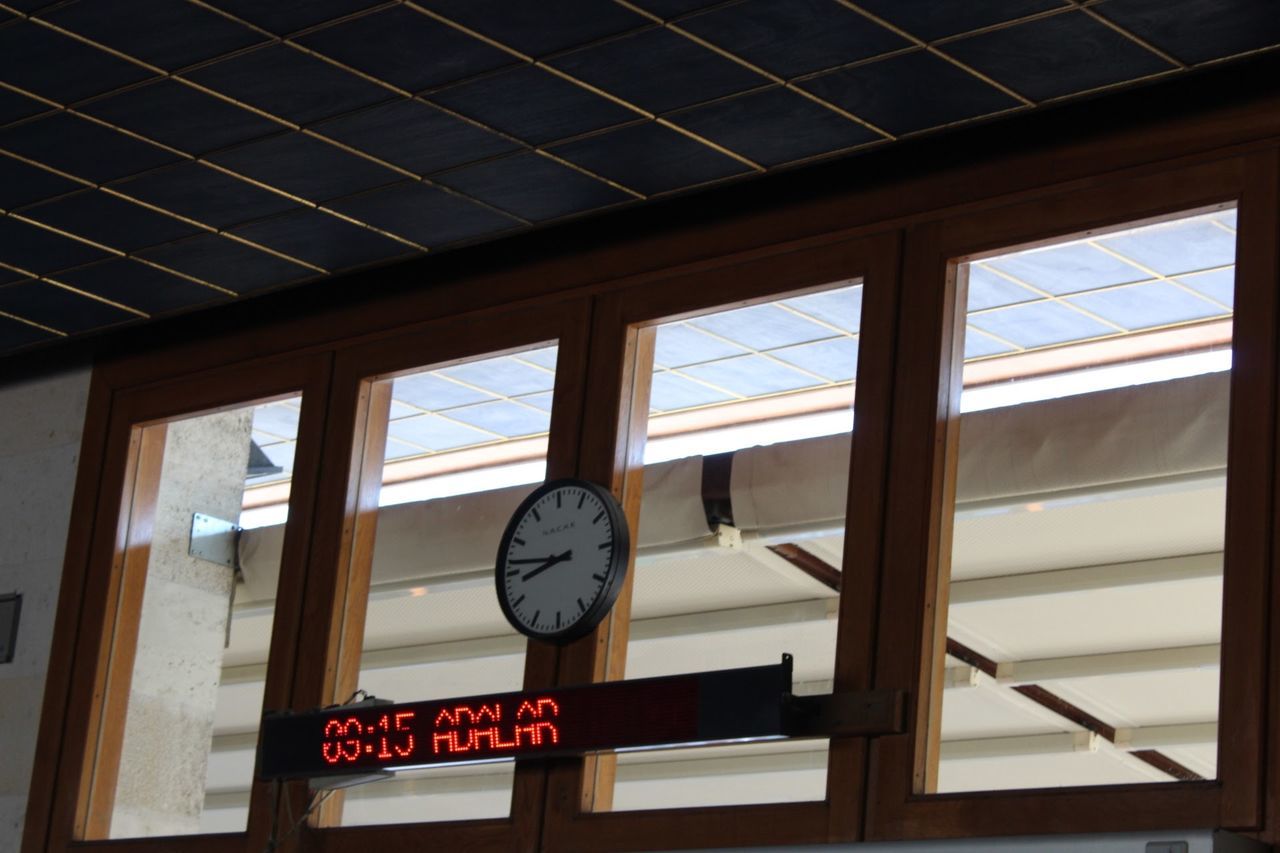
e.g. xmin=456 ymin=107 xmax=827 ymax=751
xmin=0 ymin=0 xmax=1277 ymax=359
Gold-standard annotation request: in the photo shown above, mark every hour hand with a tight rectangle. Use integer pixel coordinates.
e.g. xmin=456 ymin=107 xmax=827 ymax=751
xmin=508 ymin=556 xmax=558 ymax=564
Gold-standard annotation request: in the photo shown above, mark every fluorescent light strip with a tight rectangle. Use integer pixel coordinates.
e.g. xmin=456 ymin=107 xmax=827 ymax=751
xmin=237 ymin=349 xmax=1232 ymax=529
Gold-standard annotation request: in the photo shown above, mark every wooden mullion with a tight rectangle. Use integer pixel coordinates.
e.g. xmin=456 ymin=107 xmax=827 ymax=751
xmin=824 ymin=231 xmax=903 ymax=841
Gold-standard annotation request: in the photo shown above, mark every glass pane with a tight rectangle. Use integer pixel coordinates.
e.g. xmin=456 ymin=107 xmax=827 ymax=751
xmin=331 ymin=344 xmax=557 ymax=826
xmin=927 ymin=208 xmax=1235 ymax=793
xmin=99 ymin=395 xmax=301 ymax=838
xmin=602 ymin=281 xmax=863 ymax=811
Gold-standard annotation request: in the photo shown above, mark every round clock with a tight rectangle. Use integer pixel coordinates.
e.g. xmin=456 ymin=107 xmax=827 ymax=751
xmin=495 ymin=478 xmax=630 ymax=644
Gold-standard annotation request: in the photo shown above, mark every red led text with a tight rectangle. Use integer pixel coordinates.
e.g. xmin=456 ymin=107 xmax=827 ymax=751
xmin=432 ymin=697 xmax=560 ymax=755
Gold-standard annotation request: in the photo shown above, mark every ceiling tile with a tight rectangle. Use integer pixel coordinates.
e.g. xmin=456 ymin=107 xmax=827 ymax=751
xmin=0 ymin=21 xmax=154 ymax=103
xmin=316 ymin=99 xmax=520 ymax=175
xmin=780 ymin=285 xmax=863 ymax=333
xmin=679 ymin=353 xmax=823 ymax=395
xmin=23 ymin=189 xmax=202 ymax=251
xmin=0 ymin=216 xmax=110 ymax=272
xmin=53 ymin=258 xmax=227 ymax=315
xmin=517 ymin=346 xmax=558 ymax=370
xmin=550 ymin=27 xmax=768 ymax=114
xmin=328 ymin=182 xmax=521 ymax=247
xmin=1096 ymin=218 xmax=1237 ymax=276
xmin=1097 ymin=0 xmax=1280 ymax=65
xmin=799 ymin=50 xmax=1020 ymax=135
xmin=964 ymin=327 xmax=1017 ymax=359
xmin=438 ymin=356 xmax=555 ymax=396
xmin=419 ymin=0 xmax=647 ymax=58
xmin=298 ymin=6 xmax=515 ymax=93
xmin=944 ymin=11 xmax=1174 ymax=102
xmin=387 ymin=413 xmax=496 ymax=452
xmin=137 ymin=233 xmax=314 ymax=294
xmin=429 ymin=65 xmax=636 ymax=145
xmin=0 ymin=112 xmax=182 ymax=182
xmin=968 ymin=301 xmax=1117 ymax=348
xmin=393 ymin=372 xmax=495 ymax=410
xmin=690 ymin=302 xmax=835 ymax=348
xmin=203 ymin=0 xmax=385 ymax=36
xmin=986 ymin=243 xmax=1150 ymax=295
xmin=625 ymin=0 xmax=720 ymax=16
xmin=43 ymin=0 xmax=266 ymax=70
xmin=444 ymin=400 xmax=550 ymax=437
xmin=232 ymin=209 xmax=415 ymax=271
xmin=853 ymin=0 xmax=1067 ymax=41
xmin=208 ymin=132 xmax=403 ymax=202
xmin=1173 ymin=268 xmax=1234 ymax=308
xmin=654 ymin=324 xmax=748 ymax=369
xmin=669 ymin=86 xmax=880 ymax=168
xmin=0 ymin=156 xmax=81 ymax=210
xmin=0 ymin=87 xmax=52 ymax=125
xmin=681 ymin=0 xmax=909 ymax=78
xmin=111 ymin=162 xmax=301 ymax=229
xmin=1065 ymin=281 xmax=1226 ymax=330
xmin=0 ymin=280 xmax=136 ymax=332
xmin=966 ymin=265 xmax=1042 ymax=310
xmin=184 ymin=44 xmax=394 ymax=125
xmin=549 ymin=122 xmax=750 ymax=196
xmin=649 ymin=371 xmax=736 ymax=410
xmin=770 ymin=337 xmax=860 ymax=381
xmin=434 ymin=151 xmax=629 ymax=222
xmin=80 ymin=80 xmax=284 ymax=155
xmin=0 ymin=313 xmax=58 ymax=351
xmin=513 ymin=391 xmax=554 ymax=412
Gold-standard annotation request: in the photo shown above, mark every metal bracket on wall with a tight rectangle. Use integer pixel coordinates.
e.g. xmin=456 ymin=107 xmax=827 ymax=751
xmin=189 ymin=512 xmax=241 ymax=570
xmin=0 ymin=593 xmax=21 ymax=663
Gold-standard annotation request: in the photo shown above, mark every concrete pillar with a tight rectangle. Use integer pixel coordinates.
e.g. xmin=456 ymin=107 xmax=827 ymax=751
xmin=0 ymin=365 xmax=91 ymax=853
xmin=109 ymin=409 xmax=254 ymax=838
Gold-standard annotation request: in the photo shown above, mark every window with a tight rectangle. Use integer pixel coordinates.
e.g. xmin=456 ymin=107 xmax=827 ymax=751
xmin=927 ymin=209 xmax=1236 ymax=793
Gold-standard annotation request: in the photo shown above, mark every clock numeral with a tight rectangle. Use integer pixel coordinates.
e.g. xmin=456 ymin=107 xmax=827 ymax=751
xmin=598 ymin=540 xmax=612 ymax=550
xmin=507 ymin=569 xmax=519 ymax=577
xmin=531 ymin=508 xmax=541 ymax=522
xmin=591 ymin=573 xmax=605 ymax=582
xmin=512 ymin=594 xmax=525 ymax=608
xmin=556 ymin=492 xmax=562 ymax=508
xmin=577 ymin=597 xmax=586 ymax=613
xmin=531 ymin=609 xmax=540 ymax=627
xmin=592 ymin=510 xmax=604 ymax=524
xmin=577 ymin=492 xmax=585 ymax=509
xmin=555 ymin=611 xmax=561 ymax=629
xmin=513 ymin=536 xmax=525 ymax=546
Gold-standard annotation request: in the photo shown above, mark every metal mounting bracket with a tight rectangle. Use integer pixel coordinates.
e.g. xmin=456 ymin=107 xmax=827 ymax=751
xmin=189 ymin=513 xmax=241 ymax=570
xmin=782 ymin=688 xmax=906 ymax=738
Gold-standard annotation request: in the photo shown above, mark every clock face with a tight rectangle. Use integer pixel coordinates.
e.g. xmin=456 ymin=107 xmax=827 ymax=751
xmin=495 ymin=479 xmax=630 ymax=643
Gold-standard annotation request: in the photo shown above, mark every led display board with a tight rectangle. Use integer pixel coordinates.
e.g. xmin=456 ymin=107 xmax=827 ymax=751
xmin=260 ymin=660 xmax=794 ymax=780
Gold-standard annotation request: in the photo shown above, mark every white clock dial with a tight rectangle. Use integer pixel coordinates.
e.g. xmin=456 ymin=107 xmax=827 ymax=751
xmin=495 ymin=480 xmax=629 ymax=643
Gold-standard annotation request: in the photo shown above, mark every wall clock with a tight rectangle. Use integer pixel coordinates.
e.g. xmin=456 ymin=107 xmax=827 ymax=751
xmin=495 ymin=478 xmax=630 ymax=643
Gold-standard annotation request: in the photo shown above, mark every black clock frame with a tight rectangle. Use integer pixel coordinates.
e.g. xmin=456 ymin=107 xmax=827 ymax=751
xmin=494 ymin=478 xmax=630 ymax=644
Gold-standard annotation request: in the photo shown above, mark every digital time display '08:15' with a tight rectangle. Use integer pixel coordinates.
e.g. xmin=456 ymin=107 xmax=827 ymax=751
xmin=258 ymin=661 xmax=794 ymax=781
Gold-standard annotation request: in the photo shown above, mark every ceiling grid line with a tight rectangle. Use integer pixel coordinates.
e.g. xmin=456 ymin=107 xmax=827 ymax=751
xmin=615 ymin=0 xmax=896 ymax=142
xmin=402 ymin=0 xmax=766 ymax=173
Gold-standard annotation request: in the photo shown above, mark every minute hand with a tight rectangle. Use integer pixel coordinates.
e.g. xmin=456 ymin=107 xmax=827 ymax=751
xmin=521 ymin=550 xmax=573 ymax=582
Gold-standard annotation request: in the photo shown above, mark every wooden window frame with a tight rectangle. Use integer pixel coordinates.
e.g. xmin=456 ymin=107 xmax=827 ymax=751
xmin=296 ymin=296 xmax=593 ymax=853
xmin=868 ymin=154 xmax=1280 ymax=840
xmin=29 ymin=352 xmax=335 ymax=853
xmin=540 ymin=232 xmax=902 ymax=851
